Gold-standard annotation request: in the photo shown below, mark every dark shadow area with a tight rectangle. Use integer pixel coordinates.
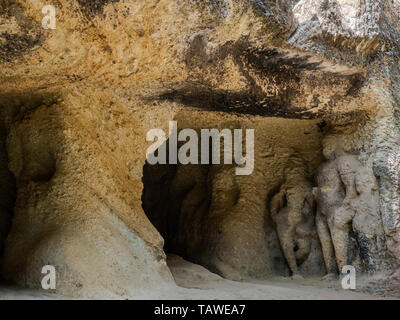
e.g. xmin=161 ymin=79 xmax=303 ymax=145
xmin=142 ymin=140 xmax=212 ymax=258
xmin=0 ymin=91 xmax=58 ymax=283
xmin=0 ymin=123 xmax=17 ymax=282
xmin=76 ymin=0 xmax=121 ymax=18
xmin=0 ymin=0 xmax=44 ymax=63
xmin=145 ymin=37 xmax=365 ymax=120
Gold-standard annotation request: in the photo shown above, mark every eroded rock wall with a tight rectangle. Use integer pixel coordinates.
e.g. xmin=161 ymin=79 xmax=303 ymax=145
xmin=142 ymin=111 xmax=325 ymax=280
xmin=0 ymin=0 xmax=399 ymax=297
xmin=0 ymin=90 xmax=176 ymax=298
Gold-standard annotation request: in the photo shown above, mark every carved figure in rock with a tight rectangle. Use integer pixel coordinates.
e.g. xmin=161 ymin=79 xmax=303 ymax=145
xmin=314 ymin=150 xmax=386 ymax=277
xmin=313 ymin=152 xmax=346 ymax=278
xmin=331 ymin=155 xmax=360 ymax=272
xmin=270 ymin=167 xmax=315 ymax=278
xmin=338 ymin=163 xmax=386 ymax=273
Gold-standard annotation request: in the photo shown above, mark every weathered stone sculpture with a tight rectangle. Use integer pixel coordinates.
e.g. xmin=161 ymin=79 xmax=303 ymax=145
xmin=347 ymin=165 xmax=387 ymax=273
xmin=270 ymin=167 xmax=315 ymax=278
xmin=314 ymin=149 xmax=388 ymax=277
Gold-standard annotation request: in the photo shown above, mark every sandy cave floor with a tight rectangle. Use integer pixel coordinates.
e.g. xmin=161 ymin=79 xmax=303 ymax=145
xmin=0 ymin=255 xmax=396 ymax=300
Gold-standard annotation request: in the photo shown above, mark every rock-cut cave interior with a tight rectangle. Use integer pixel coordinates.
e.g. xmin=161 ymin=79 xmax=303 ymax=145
xmin=1 ymin=0 xmax=400 ymax=300
xmin=141 ymin=112 xmax=393 ymax=284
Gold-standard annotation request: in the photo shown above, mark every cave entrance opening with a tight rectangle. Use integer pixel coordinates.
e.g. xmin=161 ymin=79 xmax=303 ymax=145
xmin=141 ymin=153 xmax=212 ymax=264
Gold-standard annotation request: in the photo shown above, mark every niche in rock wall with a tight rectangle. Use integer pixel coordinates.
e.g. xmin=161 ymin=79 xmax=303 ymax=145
xmin=142 ymin=112 xmax=392 ymax=281
xmin=141 ymin=112 xmax=327 ymax=280
xmin=0 ymin=93 xmax=59 ymax=282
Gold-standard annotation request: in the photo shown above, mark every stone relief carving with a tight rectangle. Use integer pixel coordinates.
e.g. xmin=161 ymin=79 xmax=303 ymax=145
xmin=269 ymin=151 xmax=388 ymax=279
xmin=270 ymin=167 xmax=315 ymax=278
xmin=313 ymin=152 xmax=387 ymax=277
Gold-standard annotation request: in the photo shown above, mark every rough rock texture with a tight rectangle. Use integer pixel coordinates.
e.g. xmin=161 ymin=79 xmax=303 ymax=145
xmin=314 ymin=153 xmax=389 ymax=277
xmin=143 ymin=113 xmax=325 ymax=280
xmin=0 ymin=0 xmax=400 ymax=298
